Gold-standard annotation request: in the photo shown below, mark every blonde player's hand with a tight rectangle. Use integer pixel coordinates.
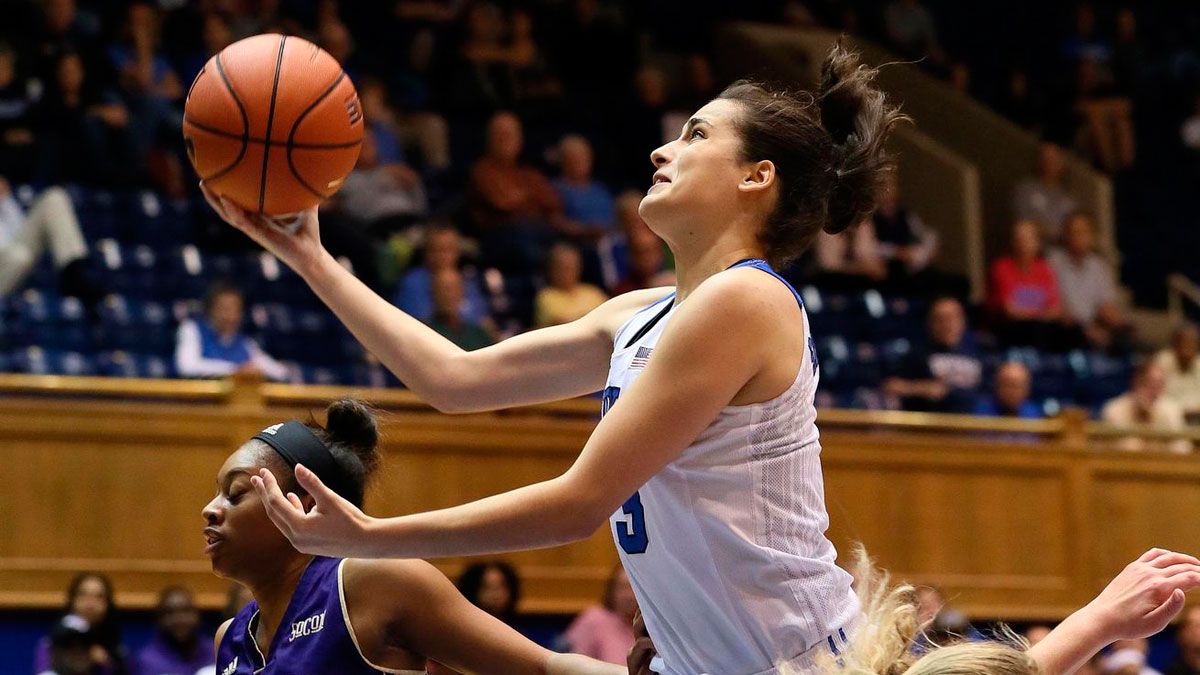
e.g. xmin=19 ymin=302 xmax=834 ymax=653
xmin=200 ymin=180 xmax=325 ymax=275
xmin=1082 ymin=548 xmax=1200 ymax=642
xmin=250 ymin=464 xmax=378 ymax=558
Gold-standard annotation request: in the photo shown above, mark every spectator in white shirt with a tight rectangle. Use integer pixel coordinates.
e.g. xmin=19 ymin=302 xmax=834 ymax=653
xmin=0 ymin=176 xmax=94 ymax=300
xmin=174 ymin=282 xmax=289 ymax=381
xmin=1156 ymin=323 xmax=1200 ymax=422
xmin=1102 ymin=361 xmax=1191 ymax=454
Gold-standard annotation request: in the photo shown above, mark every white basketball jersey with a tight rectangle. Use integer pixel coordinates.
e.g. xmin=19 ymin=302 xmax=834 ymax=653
xmin=604 ymin=259 xmax=857 ymax=675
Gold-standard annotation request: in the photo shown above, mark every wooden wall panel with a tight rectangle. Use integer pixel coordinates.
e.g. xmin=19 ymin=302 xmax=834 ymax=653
xmin=0 ymin=376 xmax=1196 ymax=620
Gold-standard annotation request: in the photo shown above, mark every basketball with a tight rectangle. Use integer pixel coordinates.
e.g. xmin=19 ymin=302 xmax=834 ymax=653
xmin=182 ymin=33 xmax=363 ymax=216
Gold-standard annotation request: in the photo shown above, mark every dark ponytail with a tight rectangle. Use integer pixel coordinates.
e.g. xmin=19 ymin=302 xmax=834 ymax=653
xmin=818 ymin=43 xmax=905 ymax=236
xmin=304 ymin=398 xmax=381 ymax=507
xmin=718 ymin=40 xmax=906 ymax=265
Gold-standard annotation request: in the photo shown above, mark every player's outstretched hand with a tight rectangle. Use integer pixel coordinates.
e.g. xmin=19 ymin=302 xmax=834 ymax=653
xmin=251 ymin=464 xmax=379 ymax=558
xmin=200 ymin=181 xmax=325 ymax=274
xmin=1084 ymin=548 xmax=1200 ymax=642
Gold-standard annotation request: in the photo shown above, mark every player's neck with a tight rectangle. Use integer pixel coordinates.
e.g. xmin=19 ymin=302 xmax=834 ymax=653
xmin=672 ymin=240 xmax=764 ymax=303
xmin=246 ymin=555 xmax=315 ymax=653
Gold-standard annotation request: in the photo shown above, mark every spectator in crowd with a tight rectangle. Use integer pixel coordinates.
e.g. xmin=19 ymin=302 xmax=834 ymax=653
xmin=27 ymin=0 xmax=104 ymax=84
xmin=1048 ymin=211 xmax=1129 ymax=351
xmin=457 ymin=561 xmax=521 ymax=628
xmin=988 ymin=219 xmax=1066 ymax=348
xmin=997 ymin=68 xmax=1046 ymax=132
xmin=35 ymin=50 xmax=136 ymax=187
xmin=387 ymin=30 xmax=452 ymax=173
xmin=602 ymin=190 xmax=663 ymax=290
xmin=107 ymin=2 xmax=184 ymax=193
xmin=425 ymin=267 xmax=495 ymax=351
xmin=618 ymin=67 xmax=669 ymax=188
xmin=611 ymin=229 xmax=675 ymax=295
xmin=1157 ymin=324 xmax=1200 ymax=422
xmin=884 ymin=0 xmax=942 ymax=63
xmin=394 ymin=226 xmax=488 ymax=324
xmin=0 ymin=177 xmax=96 ymax=301
xmin=552 ymin=134 xmax=615 ymax=243
xmin=1166 ymin=605 xmax=1200 ymax=675
xmin=356 ymin=77 xmax=409 ymax=170
xmin=869 ymin=169 xmax=955 ymax=297
xmin=975 ymin=361 xmax=1042 ymax=419
xmin=38 ymin=615 xmax=94 ymax=675
xmin=335 ymin=130 xmax=428 ymax=233
xmin=507 ymin=7 xmax=564 ymax=115
xmin=1101 ymin=638 xmax=1161 ymax=675
xmin=467 ymin=111 xmax=563 ymax=272
xmin=176 ymin=12 xmax=233 ymax=82
xmin=813 ymin=224 xmax=886 ymax=291
xmin=0 ymin=42 xmax=39 ymax=182
xmin=884 ymin=297 xmax=983 ymax=413
xmin=913 ymin=585 xmax=982 ymax=647
xmin=563 ymin=566 xmax=638 ymax=665
xmin=35 ymin=573 xmax=131 ymax=675
xmin=1102 ymin=361 xmax=1191 ymax=454
xmin=553 ymin=134 xmax=615 ymax=283
xmin=135 ymin=586 xmax=214 ymax=675
xmin=175 ymin=282 xmax=290 ymax=381
xmin=535 ymin=242 xmax=607 ymax=327
xmin=1013 ymin=143 xmax=1079 ymax=243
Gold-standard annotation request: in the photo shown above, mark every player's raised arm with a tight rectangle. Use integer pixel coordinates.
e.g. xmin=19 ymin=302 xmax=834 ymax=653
xmin=251 ymin=268 xmax=791 ymax=559
xmin=202 ymin=183 xmax=666 ymax=413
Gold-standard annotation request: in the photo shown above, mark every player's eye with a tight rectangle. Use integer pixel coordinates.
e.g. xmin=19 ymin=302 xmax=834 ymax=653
xmin=689 ymin=128 xmax=705 ymax=140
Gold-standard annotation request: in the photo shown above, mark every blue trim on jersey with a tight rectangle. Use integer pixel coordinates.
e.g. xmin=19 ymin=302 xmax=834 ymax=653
xmin=613 ymin=291 xmax=676 ymax=348
xmin=727 ymin=258 xmax=804 ymax=310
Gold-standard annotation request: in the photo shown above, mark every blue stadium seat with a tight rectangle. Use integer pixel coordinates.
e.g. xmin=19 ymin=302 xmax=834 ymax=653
xmin=10 ymin=346 xmax=95 ymax=376
xmin=300 ymin=365 xmax=341 ymax=386
xmin=94 ymin=240 xmax=162 ymax=299
xmin=8 ymin=290 xmax=91 ymax=351
xmin=117 ymin=191 xmax=191 ymax=248
xmin=164 ymin=245 xmax=211 ymax=301
xmin=97 ymin=351 xmax=175 ymax=379
xmin=97 ymin=295 xmax=175 ymax=356
xmin=72 ymin=186 xmax=120 ymax=243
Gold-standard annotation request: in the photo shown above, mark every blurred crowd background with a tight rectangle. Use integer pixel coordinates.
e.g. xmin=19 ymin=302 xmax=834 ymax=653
xmin=3 ymin=0 xmax=1200 ymax=674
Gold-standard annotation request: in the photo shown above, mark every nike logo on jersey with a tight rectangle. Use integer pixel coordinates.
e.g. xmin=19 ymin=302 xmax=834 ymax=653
xmin=220 ymin=657 xmax=238 ymax=675
xmin=289 ymin=611 xmax=326 ymax=642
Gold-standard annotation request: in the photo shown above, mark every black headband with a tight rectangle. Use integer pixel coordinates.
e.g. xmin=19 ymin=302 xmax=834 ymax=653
xmin=253 ymin=420 xmax=357 ymax=504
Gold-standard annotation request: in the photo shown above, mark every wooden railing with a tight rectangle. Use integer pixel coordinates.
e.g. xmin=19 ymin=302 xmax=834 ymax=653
xmin=1 ymin=374 xmax=1198 ymax=619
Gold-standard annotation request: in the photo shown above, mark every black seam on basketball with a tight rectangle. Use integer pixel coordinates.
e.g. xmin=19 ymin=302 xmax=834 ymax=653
xmin=203 ymin=53 xmax=250 ymax=182
xmin=287 ymin=71 xmax=349 ymax=199
xmin=184 ymin=118 xmax=362 ymax=149
xmin=258 ymin=35 xmax=287 ymax=214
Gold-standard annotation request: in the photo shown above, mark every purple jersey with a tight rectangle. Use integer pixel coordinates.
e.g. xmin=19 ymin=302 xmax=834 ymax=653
xmin=215 ymin=557 xmax=422 ymax=675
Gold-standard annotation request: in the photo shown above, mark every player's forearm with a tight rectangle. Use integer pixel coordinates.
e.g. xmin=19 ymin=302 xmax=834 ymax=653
xmin=366 ymin=477 xmax=605 ymax=558
xmin=1028 ymin=606 xmax=1109 ymax=675
xmin=545 ymin=653 xmax=625 ymax=675
xmin=295 ymin=250 xmax=475 ymax=410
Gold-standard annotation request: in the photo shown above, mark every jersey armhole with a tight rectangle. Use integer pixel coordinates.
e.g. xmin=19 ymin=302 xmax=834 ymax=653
xmin=612 ymin=291 xmax=675 ymax=348
xmin=337 ymin=560 xmax=424 ymax=675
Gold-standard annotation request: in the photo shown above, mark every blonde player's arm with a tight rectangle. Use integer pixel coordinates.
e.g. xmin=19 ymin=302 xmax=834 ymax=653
xmin=342 ymin=558 xmax=624 ymax=675
xmin=252 ymin=268 xmax=800 ymax=559
xmin=202 ymin=184 xmax=668 ymax=413
xmin=1028 ymin=548 xmax=1200 ymax=675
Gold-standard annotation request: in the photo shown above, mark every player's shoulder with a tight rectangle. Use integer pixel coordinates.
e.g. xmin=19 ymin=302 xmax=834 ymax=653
xmin=688 ymin=265 xmax=801 ymax=316
xmin=587 ymin=286 xmax=676 ymax=340
xmin=342 ymin=558 xmax=455 ymax=609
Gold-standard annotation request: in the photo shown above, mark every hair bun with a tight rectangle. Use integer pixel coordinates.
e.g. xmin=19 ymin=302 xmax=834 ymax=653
xmin=324 ymin=398 xmax=379 ymax=458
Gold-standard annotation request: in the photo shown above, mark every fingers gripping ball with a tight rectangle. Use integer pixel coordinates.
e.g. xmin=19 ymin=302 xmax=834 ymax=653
xmin=183 ymin=33 xmax=363 ymax=216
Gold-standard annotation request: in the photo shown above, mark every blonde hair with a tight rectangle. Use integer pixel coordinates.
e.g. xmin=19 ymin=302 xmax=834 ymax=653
xmin=812 ymin=545 xmax=1041 ymax=675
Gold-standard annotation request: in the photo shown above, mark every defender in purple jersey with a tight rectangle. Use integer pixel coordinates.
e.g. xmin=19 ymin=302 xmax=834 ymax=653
xmin=203 ymin=398 xmax=622 ymax=675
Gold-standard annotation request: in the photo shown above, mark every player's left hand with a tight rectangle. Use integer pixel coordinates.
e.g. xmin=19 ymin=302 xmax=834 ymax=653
xmin=1082 ymin=548 xmax=1200 ymax=643
xmin=251 ymin=464 xmax=380 ymax=558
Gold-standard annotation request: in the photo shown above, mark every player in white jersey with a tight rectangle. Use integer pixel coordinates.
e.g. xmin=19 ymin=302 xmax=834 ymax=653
xmin=203 ymin=43 xmax=904 ymax=674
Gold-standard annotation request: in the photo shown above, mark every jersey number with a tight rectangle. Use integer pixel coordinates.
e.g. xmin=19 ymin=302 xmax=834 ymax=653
xmin=601 ymin=385 xmax=649 ymax=555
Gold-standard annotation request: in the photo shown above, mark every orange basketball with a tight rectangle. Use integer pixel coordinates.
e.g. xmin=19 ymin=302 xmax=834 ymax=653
xmin=183 ymin=33 xmax=363 ymax=216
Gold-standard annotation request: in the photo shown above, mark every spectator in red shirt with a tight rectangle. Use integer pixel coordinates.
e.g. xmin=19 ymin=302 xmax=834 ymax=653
xmin=988 ymin=219 xmax=1075 ymax=349
xmin=467 ymin=111 xmax=563 ymax=273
